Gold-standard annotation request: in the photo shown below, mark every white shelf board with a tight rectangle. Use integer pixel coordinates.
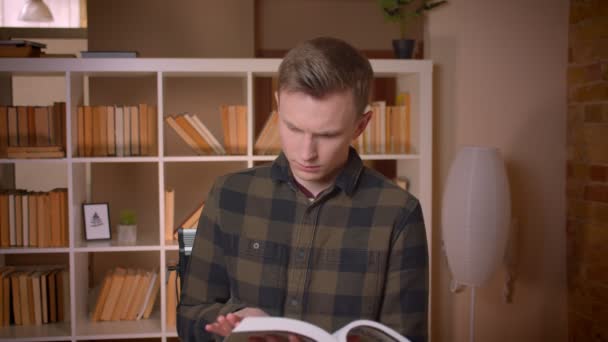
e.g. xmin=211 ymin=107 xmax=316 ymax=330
xmin=74 ymin=236 xmax=161 ymax=252
xmin=0 ymin=247 xmax=69 ymax=254
xmin=164 ymin=329 xmax=178 ymax=338
xmin=164 ymin=240 xmax=179 ymax=250
xmin=0 ymin=158 xmax=68 ymax=164
xmin=0 ymin=321 xmax=71 ymax=342
xmin=71 ymin=156 xmax=159 ymax=163
xmin=0 ymin=58 xmax=432 ymax=75
xmin=360 ymin=153 xmax=420 ymax=160
xmin=163 ymin=155 xmax=249 ymax=162
xmin=75 ymin=311 xmax=162 ymax=339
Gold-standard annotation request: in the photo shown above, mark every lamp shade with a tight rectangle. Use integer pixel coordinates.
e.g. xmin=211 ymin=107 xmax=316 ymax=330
xmin=19 ymin=0 xmax=54 ymax=22
xmin=441 ymin=146 xmax=511 ymax=287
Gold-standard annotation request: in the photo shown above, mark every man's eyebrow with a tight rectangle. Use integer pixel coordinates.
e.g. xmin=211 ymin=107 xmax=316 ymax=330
xmin=282 ymin=117 xmax=341 ymax=136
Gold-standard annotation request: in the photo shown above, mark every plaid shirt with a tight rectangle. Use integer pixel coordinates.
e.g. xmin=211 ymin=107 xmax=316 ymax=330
xmin=177 ymin=148 xmax=428 ymax=342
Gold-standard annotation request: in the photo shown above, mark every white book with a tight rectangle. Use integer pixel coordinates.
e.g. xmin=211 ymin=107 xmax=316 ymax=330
xmin=136 ymin=271 xmax=158 ymax=320
xmin=115 ymin=106 xmax=124 ymax=157
xmin=8 ymin=193 xmax=15 ymax=246
xmin=227 ymin=317 xmax=411 ymax=342
xmin=190 ymin=114 xmax=226 ymax=155
xmin=183 ymin=114 xmax=214 ymax=154
xmin=22 ymin=194 xmax=28 ymax=247
xmin=123 ymin=106 xmax=131 ymax=156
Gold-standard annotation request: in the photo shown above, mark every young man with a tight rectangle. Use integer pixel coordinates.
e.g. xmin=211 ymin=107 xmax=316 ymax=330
xmin=177 ymin=37 xmax=428 ymax=342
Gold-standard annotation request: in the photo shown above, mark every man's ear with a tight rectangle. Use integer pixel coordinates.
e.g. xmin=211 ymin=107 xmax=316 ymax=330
xmin=353 ymin=110 xmax=372 ymax=139
xmin=274 ymin=91 xmax=279 ymax=108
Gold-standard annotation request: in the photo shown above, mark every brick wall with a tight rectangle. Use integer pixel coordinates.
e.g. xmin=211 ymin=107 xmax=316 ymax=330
xmin=567 ymin=0 xmax=608 ymax=340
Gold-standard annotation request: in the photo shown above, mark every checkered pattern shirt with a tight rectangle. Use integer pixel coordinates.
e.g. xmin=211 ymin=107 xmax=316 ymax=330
xmin=177 ymin=148 xmax=428 ymax=342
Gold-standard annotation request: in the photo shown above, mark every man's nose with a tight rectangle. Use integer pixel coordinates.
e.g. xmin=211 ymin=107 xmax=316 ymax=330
xmin=300 ymin=134 xmax=318 ymax=161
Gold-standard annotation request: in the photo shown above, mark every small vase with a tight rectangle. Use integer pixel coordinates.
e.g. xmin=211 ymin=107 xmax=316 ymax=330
xmin=117 ymin=224 xmax=137 ymax=244
xmin=392 ymin=39 xmax=416 ymax=59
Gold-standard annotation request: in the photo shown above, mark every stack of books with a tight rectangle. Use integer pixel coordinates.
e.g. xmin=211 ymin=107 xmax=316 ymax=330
xmin=166 ymin=105 xmax=247 ymax=155
xmin=0 ymin=265 xmax=69 ymax=326
xmin=92 ymin=267 xmax=159 ymax=321
xmin=0 ymin=188 xmax=69 ymax=248
xmin=76 ymin=104 xmax=157 ymax=157
xmin=0 ymin=103 xmax=66 ymax=158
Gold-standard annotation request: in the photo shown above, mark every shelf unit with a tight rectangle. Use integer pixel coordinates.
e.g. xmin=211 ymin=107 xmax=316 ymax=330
xmin=0 ymin=58 xmax=432 ymax=342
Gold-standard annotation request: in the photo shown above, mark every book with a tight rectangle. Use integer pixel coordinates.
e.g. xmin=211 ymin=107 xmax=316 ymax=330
xmin=190 ymin=114 xmax=226 ymax=155
xmin=165 ymin=188 xmax=175 ymax=241
xmin=100 ymin=267 xmax=127 ymax=321
xmin=92 ymin=270 xmax=113 ymax=321
xmin=0 ymin=193 xmax=7 ymax=248
xmin=0 ymin=106 xmax=7 ymax=156
xmin=80 ymin=51 xmax=138 ymax=58
xmin=165 ymin=268 xmax=178 ymax=327
xmin=177 ymin=201 xmax=205 ymax=230
xmin=165 ymin=115 xmax=201 ymax=154
xmin=137 ymin=271 xmax=159 ymax=320
xmin=0 ymin=40 xmax=45 ymax=57
xmin=130 ymin=105 xmax=140 ymax=156
xmin=139 ymin=104 xmax=149 ymax=156
xmin=226 ymin=317 xmax=411 ymax=342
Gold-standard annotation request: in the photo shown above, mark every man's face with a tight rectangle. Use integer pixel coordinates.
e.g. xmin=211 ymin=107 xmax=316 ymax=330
xmin=277 ymin=90 xmax=370 ymax=195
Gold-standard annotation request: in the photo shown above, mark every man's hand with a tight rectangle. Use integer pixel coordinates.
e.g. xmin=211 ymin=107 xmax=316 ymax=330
xmin=205 ymin=307 xmax=269 ymax=337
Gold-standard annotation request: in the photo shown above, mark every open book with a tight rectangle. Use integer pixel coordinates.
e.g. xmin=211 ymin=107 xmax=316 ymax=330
xmin=226 ymin=317 xmax=411 ymax=342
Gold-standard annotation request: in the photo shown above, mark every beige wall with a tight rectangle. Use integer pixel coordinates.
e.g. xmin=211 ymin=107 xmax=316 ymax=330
xmin=88 ymin=0 xmax=254 ymax=57
xmin=257 ymin=0 xmax=419 ymax=51
xmin=427 ymin=0 xmax=569 ymax=341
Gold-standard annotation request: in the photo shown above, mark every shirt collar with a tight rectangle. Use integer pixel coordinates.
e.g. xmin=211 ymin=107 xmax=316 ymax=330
xmin=270 ymin=147 xmax=364 ymax=197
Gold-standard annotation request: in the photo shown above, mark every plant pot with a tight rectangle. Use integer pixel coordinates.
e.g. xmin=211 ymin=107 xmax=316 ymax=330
xmin=392 ymin=39 xmax=416 ymax=59
xmin=117 ymin=224 xmax=137 ymax=244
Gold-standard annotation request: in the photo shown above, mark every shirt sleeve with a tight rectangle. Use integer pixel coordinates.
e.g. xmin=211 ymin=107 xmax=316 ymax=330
xmin=379 ymin=197 xmax=429 ymax=342
xmin=176 ymin=180 xmax=246 ymax=341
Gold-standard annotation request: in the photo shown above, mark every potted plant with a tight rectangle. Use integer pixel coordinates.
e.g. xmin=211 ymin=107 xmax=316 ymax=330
xmin=379 ymin=0 xmax=447 ymax=58
xmin=117 ymin=209 xmax=137 ymax=244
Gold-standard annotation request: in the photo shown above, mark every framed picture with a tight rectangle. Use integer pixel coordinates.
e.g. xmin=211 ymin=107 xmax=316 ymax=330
xmin=82 ymin=203 xmax=111 ymax=240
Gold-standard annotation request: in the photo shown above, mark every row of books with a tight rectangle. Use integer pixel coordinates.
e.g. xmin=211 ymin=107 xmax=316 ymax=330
xmin=76 ymin=104 xmax=157 ymax=157
xmin=163 ymin=188 xmax=205 ymax=242
xmin=253 ymin=96 xmax=413 ymax=156
xmin=166 ymin=105 xmax=247 ymax=155
xmin=0 ymin=189 xmax=68 ymax=248
xmin=92 ymin=267 xmax=159 ymax=322
xmin=353 ymin=99 xmax=412 ymax=154
xmin=0 ymin=104 xmax=67 ymax=158
xmin=0 ymin=266 xmax=69 ymax=326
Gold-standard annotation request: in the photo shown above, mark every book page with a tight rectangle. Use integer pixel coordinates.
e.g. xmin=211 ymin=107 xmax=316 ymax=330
xmin=332 ymin=320 xmax=410 ymax=342
xmin=228 ymin=317 xmax=335 ymax=342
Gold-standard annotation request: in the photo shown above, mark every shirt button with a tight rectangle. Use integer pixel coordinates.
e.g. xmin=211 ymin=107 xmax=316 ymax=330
xmin=290 ymin=298 xmax=298 ymax=306
xmin=298 ymin=249 xmax=305 ymax=258
xmin=252 ymin=242 xmax=260 ymax=249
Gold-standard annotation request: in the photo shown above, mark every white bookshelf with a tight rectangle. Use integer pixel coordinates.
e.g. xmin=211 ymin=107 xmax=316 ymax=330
xmin=0 ymin=58 xmax=433 ymax=341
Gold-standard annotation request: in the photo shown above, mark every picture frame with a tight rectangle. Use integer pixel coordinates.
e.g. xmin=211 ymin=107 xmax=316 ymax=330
xmin=82 ymin=203 xmax=111 ymax=240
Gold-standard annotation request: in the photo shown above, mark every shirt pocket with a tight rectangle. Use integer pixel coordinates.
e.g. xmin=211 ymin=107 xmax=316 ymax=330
xmin=236 ymin=238 xmax=287 ymax=287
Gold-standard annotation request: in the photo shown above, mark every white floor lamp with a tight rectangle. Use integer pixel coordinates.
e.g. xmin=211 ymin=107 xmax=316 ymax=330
xmin=441 ymin=146 xmax=511 ymax=342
